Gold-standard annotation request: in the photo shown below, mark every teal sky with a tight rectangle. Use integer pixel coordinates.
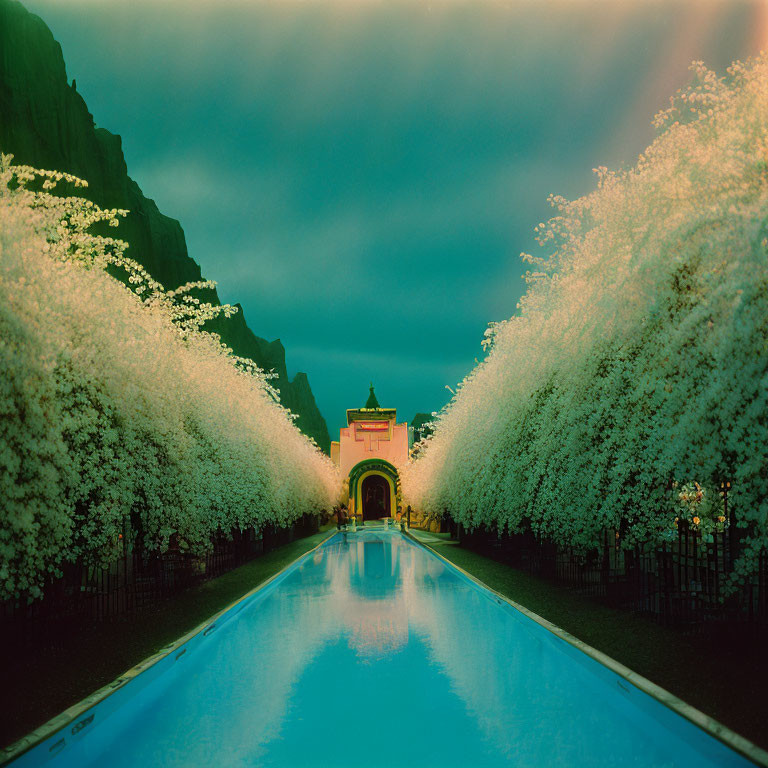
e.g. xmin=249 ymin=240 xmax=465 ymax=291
xmin=24 ymin=0 xmax=764 ymax=436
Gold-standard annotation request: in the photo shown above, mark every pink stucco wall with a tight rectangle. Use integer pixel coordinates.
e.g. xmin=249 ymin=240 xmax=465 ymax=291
xmin=337 ymin=420 xmax=409 ymax=479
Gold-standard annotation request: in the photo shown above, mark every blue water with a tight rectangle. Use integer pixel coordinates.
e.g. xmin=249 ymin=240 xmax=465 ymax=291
xmin=15 ymin=531 xmax=752 ymax=767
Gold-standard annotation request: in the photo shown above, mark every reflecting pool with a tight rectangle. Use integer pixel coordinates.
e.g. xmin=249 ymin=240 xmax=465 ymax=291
xmin=13 ymin=530 xmax=753 ymax=767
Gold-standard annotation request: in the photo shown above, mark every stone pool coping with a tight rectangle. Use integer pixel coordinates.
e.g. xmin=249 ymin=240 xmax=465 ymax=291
xmin=405 ymin=529 xmax=768 ymax=768
xmin=0 ymin=529 xmax=338 ymax=767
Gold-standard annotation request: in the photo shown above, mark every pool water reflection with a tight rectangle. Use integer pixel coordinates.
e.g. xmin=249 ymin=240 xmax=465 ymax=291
xmin=18 ymin=530 xmax=752 ymax=767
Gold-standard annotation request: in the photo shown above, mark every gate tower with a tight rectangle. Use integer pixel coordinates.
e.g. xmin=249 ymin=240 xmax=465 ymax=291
xmin=330 ymin=385 xmax=409 ymax=522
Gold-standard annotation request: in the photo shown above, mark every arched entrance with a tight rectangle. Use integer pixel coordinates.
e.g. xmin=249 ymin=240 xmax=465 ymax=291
xmin=362 ymin=474 xmax=390 ymax=520
xmin=348 ymin=459 xmax=400 ymax=522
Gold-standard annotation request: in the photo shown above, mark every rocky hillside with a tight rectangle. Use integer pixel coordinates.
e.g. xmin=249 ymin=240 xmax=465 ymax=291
xmin=0 ymin=0 xmax=330 ymax=452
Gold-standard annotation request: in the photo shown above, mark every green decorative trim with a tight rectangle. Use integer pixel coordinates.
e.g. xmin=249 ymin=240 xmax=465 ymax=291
xmin=346 ymin=408 xmax=396 ymax=425
xmin=348 ymin=458 xmax=400 ymax=499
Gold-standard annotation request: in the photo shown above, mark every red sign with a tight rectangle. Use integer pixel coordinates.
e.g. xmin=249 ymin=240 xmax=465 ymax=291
xmin=356 ymin=421 xmax=389 ymax=431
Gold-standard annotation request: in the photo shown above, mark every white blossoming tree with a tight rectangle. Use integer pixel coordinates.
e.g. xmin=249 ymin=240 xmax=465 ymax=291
xmin=0 ymin=157 xmax=340 ymax=601
xmin=402 ymin=56 xmax=768 ymax=589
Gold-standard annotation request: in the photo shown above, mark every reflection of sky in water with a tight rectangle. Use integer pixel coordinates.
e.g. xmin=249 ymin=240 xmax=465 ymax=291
xmin=52 ymin=532 xmax=748 ymax=768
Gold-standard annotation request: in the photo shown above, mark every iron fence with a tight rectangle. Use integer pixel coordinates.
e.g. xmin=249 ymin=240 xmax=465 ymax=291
xmin=457 ymin=521 xmax=767 ymax=629
xmin=0 ymin=514 xmax=320 ymax=641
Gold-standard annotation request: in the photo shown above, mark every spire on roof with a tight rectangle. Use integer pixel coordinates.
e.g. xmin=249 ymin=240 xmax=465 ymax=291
xmin=365 ymin=382 xmax=380 ymax=409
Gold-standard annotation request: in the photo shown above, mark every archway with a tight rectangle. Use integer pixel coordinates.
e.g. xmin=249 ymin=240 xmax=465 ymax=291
xmin=348 ymin=459 xmax=400 ymax=522
xmin=361 ymin=474 xmax=390 ymax=520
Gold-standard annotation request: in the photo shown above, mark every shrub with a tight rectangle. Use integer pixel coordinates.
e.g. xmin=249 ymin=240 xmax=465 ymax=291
xmin=402 ymin=56 xmax=768 ymax=587
xmin=0 ymin=156 xmax=340 ymax=600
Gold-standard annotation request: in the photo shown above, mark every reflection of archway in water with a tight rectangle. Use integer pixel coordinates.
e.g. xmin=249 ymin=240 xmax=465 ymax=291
xmin=362 ymin=474 xmax=390 ymax=520
xmin=348 ymin=539 xmax=398 ymax=601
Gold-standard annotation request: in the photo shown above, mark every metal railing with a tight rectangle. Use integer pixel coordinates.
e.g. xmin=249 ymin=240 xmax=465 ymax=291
xmin=0 ymin=514 xmax=320 ymax=640
xmin=458 ymin=521 xmax=766 ymax=629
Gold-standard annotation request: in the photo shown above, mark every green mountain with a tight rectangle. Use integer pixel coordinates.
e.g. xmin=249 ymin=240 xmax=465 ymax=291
xmin=410 ymin=413 xmax=434 ymax=443
xmin=0 ymin=0 xmax=330 ymax=452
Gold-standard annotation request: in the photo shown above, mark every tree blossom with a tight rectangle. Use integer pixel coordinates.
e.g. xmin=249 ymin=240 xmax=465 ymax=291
xmin=0 ymin=156 xmax=341 ymax=601
xmin=402 ymin=56 xmax=768 ymax=588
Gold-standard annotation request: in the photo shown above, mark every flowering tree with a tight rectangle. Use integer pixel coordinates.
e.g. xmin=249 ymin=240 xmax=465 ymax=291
xmin=0 ymin=157 xmax=340 ymax=601
xmin=402 ymin=56 xmax=768 ymax=588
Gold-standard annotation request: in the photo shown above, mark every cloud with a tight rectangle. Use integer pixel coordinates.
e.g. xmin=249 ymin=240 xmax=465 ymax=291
xmin=290 ymin=343 xmax=472 ymax=373
xmin=131 ymin=158 xmax=294 ymax=222
xmin=137 ymin=148 xmax=566 ymax=303
xmin=25 ymin=0 xmax=764 ymax=434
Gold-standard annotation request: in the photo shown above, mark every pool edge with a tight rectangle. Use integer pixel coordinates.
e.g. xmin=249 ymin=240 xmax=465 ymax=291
xmin=403 ymin=530 xmax=768 ymax=768
xmin=0 ymin=528 xmax=339 ymax=767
